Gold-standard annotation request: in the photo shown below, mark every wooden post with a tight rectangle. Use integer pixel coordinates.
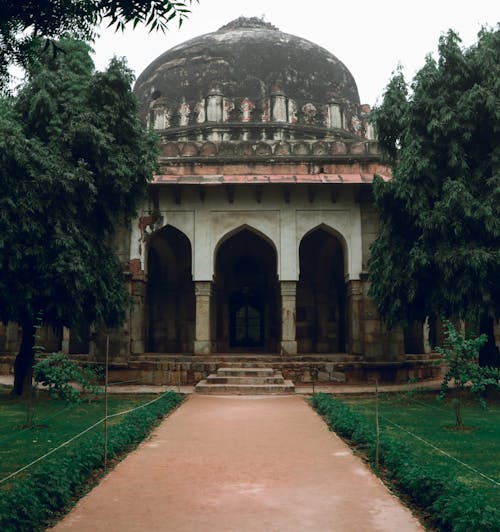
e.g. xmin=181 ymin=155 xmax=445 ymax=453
xmin=103 ymin=335 xmax=109 ymax=472
xmin=375 ymin=378 xmax=380 ymax=469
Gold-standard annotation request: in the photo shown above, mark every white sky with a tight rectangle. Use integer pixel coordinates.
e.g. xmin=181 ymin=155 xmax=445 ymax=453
xmin=90 ymin=0 xmax=496 ymax=106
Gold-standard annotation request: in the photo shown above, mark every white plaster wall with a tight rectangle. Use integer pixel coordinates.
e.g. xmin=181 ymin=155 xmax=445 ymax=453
xmin=131 ymin=186 xmax=363 ymax=282
xmin=130 ymin=205 xmax=145 ymax=267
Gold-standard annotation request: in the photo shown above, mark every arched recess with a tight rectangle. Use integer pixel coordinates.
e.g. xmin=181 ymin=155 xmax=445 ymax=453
xmin=296 ymin=222 xmax=349 ymax=280
xmin=213 ymin=223 xmax=279 ymax=273
xmin=297 ymin=226 xmax=346 ymax=353
xmin=214 ymin=227 xmax=279 ymax=352
xmin=146 ymin=225 xmax=194 ymax=352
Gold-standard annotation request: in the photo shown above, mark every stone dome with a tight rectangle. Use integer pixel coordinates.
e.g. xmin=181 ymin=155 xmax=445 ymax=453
xmin=135 ymin=17 xmax=367 ymax=138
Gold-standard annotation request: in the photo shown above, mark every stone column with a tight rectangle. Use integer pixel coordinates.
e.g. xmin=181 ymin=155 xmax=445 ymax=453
xmin=194 ymin=281 xmax=214 ymax=355
xmin=346 ymin=280 xmax=363 ymax=355
xmin=61 ymin=327 xmax=70 ymax=354
xmin=6 ymin=322 xmax=20 ymax=353
xmin=130 ymin=278 xmax=146 ymax=354
xmin=280 ymin=281 xmax=297 ymax=355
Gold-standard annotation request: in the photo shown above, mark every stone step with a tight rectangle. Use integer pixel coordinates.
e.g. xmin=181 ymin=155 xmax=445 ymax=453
xmin=216 ymin=367 xmax=274 ymax=377
xmin=206 ymin=374 xmax=285 ymax=385
xmin=195 ymin=367 xmax=295 ymax=395
xmin=194 ymin=380 xmax=295 ymax=395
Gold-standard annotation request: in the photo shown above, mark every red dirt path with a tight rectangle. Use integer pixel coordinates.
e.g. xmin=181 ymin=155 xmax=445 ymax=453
xmin=53 ymin=395 xmax=423 ymax=531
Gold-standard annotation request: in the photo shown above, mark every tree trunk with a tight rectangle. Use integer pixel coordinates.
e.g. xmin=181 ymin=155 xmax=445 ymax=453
xmin=13 ymin=321 xmax=36 ymax=396
xmin=454 ymin=394 xmax=463 ymax=430
xmin=479 ymin=316 xmax=499 ymax=368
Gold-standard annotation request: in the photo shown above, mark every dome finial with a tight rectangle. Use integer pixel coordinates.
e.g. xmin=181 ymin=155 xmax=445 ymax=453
xmin=219 ymin=17 xmax=278 ymax=31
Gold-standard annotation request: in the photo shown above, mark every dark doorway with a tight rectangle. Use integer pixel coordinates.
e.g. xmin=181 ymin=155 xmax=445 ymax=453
xmin=297 ymin=227 xmax=346 ymax=353
xmin=146 ymin=226 xmax=194 ymax=352
xmin=230 ymin=289 xmax=264 ymax=348
xmin=215 ymin=229 xmax=279 ymax=352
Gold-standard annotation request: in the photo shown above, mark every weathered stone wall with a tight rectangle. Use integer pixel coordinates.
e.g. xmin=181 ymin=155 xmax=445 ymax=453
xmin=360 ymin=196 xmax=380 ymax=272
xmin=107 ymin=354 xmax=441 ymax=386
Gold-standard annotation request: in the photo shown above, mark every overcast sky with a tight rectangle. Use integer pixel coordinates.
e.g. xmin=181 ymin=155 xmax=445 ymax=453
xmin=91 ymin=0 xmax=498 ymax=106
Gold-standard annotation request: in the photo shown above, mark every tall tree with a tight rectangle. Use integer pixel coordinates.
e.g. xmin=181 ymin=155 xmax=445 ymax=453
xmin=0 ymin=40 xmax=158 ymax=394
xmin=0 ymin=0 xmax=193 ymax=88
xmin=369 ymin=27 xmax=500 ymax=366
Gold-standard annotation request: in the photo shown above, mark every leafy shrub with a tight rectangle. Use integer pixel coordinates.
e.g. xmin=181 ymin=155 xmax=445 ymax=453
xmin=34 ymin=352 xmax=101 ymax=402
xmin=0 ymin=391 xmax=183 ymax=532
xmin=311 ymin=393 xmax=500 ymax=531
xmin=432 ymin=486 xmax=500 ymax=532
xmin=437 ymin=321 xmax=500 ymax=429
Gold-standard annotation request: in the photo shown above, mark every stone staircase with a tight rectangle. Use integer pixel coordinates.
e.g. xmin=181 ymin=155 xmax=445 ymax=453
xmin=195 ymin=367 xmax=295 ymax=395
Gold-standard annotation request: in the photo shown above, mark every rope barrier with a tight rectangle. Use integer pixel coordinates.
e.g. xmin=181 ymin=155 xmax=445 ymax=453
xmin=379 ymin=413 xmax=500 ymax=487
xmin=0 ymin=417 xmax=105 ymax=486
xmin=345 ymin=394 xmax=448 ymax=416
xmin=0 ymin=388 xmax=175 ymax=486
xmin=0 ymin=374 xmax=177 ymax=446
xmin=394 ymin=393 xmax=450 ymax=413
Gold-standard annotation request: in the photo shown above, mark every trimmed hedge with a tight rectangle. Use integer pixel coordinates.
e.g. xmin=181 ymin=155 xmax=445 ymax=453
xmin=0 ymin=391 xmax=183 ymax=532
xmin=311 ymin=393 xmax=500 ymax=532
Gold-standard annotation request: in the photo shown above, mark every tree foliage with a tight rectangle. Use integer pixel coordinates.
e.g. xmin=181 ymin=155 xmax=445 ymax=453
xmin=0 ymin=0 xmax=193 ymax=88
xmin=0 ymin=40 xmax=158 ymax=394
xmin=369 ymin=27 xmax=500 ymax=364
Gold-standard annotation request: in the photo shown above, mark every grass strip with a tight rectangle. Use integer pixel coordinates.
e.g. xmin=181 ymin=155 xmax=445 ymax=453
xmin=311 ymin=392 xmax=500 ymax=532
xmin=0 ymin=391 xmax=183 ymax=532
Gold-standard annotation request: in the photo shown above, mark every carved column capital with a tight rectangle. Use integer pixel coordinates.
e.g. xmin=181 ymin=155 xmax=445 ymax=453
xmin=280 ymin=280 xmax=297 ymax=297
xmin=194 ymin=281 xmax=213 ymax=298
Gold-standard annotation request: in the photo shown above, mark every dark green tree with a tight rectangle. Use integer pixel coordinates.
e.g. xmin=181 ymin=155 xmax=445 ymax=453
xmin=0 ymin=40 xmax=158 ymax=395
xmin=369 ymin=27 xmax=500 ymax=366
xmin=0 ymin=0 xmax=193 ymax=88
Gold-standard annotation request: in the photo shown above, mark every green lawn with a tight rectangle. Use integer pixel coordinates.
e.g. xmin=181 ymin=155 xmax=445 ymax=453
xmin=0 ymin=384 xmax=159 ymax=484
xmin=339 ymin=391 xmax=500 ymax=507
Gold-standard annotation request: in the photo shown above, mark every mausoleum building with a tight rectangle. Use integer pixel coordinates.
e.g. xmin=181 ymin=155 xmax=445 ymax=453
xmin=0 ymin=18 xmax=442 ymax=383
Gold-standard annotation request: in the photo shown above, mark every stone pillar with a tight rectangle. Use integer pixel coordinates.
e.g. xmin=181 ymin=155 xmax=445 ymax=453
xmin=271 ymin=92 xmax=287 ymax=122
xmin=327 ymin=100 xmax=343 ymax=129
xmin=130 ymin=278 xmax=146 ymax=354
xmin=280 ymin=281 xmax=297 ymax=355
xmin=194 ymin=281 xmax=214 ymax=355
xmin=61 ymin=327 xmax=70 ymax=354
xmin=347 ymin=280 xmax=363 ymax=355
xmin=6 ymin=322 xmax=21 ymax=353
xmin=206 ymin=89 xmax=223 ymax=122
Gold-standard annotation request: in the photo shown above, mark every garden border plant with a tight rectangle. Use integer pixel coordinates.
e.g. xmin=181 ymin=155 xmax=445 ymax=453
xmin=0 ymin=391 xmax=183 ymax=532
xmin=311 ymin=393 xmax=500 ymax=532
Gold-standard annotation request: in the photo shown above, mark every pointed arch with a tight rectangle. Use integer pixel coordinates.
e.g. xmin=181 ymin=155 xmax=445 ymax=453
xmin=213 ymin=226 xmax=279 ymax=353
xmin=146 ymin=224 xmax=194 ymax=353
xmin=298 ymin=223 xmax=348 ymax=276
xmin=213 ymin=223 xmax=278 ymax=267
xmin=297 ymin=225 xmax=347 ymax=353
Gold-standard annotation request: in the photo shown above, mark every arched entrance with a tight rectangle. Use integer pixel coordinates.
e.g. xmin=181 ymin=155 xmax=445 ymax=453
xmin=297 ymin=227 xmax=346 ymax=353
xmin=214 ymin=228 xmax=279 ymax=352
xmin=146 ymin=226 xmax=195 ymax=352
